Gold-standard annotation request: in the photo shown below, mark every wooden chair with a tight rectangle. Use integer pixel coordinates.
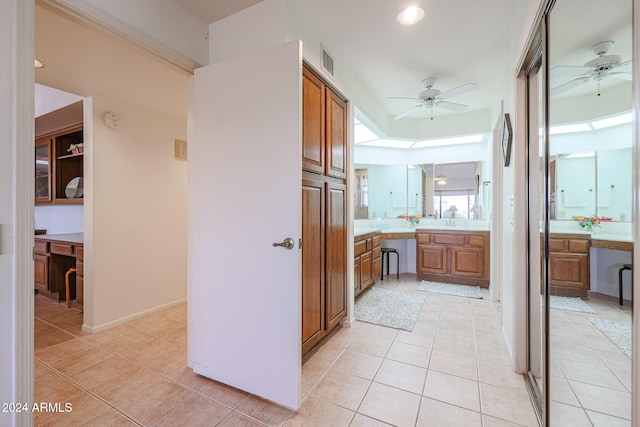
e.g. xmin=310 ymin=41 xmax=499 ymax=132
xmin=65 ymin=267 xmax=77 ymax=308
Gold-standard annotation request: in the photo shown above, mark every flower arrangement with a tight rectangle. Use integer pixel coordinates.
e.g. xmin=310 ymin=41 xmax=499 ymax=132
xmin=572 ymin=215 xmax=612 ymax=232
xmin=399 ymin=214 xmax=421 ymax=227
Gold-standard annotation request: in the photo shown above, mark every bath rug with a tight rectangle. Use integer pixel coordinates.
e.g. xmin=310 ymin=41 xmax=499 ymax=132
xmin=355 ymin=287 xmax=425 ymax=332
xmin=549 ymin=296 xmax=596 ymax=314
xmin=588 ymin=318 xmax=631 ymax=358
xmin=417 ymin=281 xmax=482 ymax=299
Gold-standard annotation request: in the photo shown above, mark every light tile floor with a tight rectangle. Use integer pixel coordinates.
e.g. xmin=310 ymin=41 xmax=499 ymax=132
xmin=34 ymin=274 xmax=539 ymax=426
xmin=549 ymin=292 xmax=632 ymax=426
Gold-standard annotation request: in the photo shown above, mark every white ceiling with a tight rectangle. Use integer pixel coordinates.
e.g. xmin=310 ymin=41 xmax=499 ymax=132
xmin=35 ymin=0 xmax=632 ymax=138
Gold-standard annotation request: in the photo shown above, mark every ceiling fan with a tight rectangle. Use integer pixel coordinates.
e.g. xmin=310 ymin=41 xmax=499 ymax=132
xmin=389 ymin=77 xmax=478 ymax=120
xmin=551 ymin=40 xmax=632 ymax=96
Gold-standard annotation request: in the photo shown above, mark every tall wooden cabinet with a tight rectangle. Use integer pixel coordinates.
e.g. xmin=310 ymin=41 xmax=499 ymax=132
xmin=301 ymin=63 xmax=348 ymax=355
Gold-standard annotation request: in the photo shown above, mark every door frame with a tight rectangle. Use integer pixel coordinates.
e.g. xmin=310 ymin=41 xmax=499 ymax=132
xmin=1 ymin=0 xmax=35 ymax=425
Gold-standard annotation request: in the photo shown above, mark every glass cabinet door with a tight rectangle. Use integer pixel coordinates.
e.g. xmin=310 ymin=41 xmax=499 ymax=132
xmin=35 ymin=137 xmax=51 ymax=202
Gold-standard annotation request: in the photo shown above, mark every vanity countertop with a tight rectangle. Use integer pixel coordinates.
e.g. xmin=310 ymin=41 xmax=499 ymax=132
xmin=35 ymin=232 xmax=84 ymax=245
xmin=354 ymin=225 xmax=490 ymax=238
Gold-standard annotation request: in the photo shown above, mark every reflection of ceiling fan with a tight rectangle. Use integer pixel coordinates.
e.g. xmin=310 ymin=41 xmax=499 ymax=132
xmin=389 ymin=78 xmax=478 ymax=120
xmin=551 ymin=40 xmax=632 ymax=96
xmin=434 ymin=165 xmax=447 ymax=185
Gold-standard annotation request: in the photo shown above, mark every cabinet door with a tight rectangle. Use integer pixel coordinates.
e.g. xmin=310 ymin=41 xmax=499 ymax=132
xmin=361 ymin=252 xmax=373 ymax=289
xmin=302 ymin=176 xmax=325 ymax=353
xmin=354 ymin=257 xmax=361 ymax=294
xmin=325 ymin=88 xmax=347 ymax=179
xmin=34 ymin=253 xmax=49 ymax=293
xmin=450 ymin=246 xmax=486 ymax=279
xmin=302 ymin=67 xmax=325 ymax=174
xmin=325 ymin=181 xmax=347 ymax=331
xmin=35 ymin=137 xmax=52 ymax=204
xmin=417 ymin=244 xmax=447 ymax=274
xmin=549 ymin=252 xmax=589 ymax=289
xmin=372 ymin=255 xmax=381 ymax=281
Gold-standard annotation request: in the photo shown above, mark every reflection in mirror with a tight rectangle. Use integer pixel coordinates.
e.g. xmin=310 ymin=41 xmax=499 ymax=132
xmin=555 ymin=152 xmax=596 ymax=219
xmin=432 ymin=162 xmax=481 ymax=219
xmin=549 ymin=115 xmax=633 ymax=221
xmin=354 ymin=162 xmax=482 ymax=220
xmin=353 ymin=164 xmax=418 ymax=219
xmin=597 ymin=147 xmax=632 ymax=221
xmin=548 ymin=0 xmax=632 ymax=424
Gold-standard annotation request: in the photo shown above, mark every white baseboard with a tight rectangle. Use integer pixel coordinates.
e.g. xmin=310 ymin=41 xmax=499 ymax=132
xmin=82 ymin=297 xmax=187 ymax=333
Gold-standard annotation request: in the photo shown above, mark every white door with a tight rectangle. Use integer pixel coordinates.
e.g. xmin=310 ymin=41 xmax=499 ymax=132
xmin=188 ymin=40 xmax=302 ymax=410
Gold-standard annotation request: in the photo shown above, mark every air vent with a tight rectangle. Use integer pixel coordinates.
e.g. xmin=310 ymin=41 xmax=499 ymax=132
xmin=321 ymin=45 xmax=335 ymax=77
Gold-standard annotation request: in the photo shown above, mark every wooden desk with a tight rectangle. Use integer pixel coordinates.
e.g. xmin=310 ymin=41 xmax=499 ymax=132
xmin=34 ymin=233 xmax=84 ymax=303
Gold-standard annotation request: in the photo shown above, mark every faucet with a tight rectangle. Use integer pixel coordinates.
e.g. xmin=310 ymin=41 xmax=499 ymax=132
xmin=445 ymin=218 xmax=455 ymax=226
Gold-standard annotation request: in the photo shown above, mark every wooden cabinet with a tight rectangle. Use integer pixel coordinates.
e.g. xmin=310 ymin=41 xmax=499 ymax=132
xmin=354 ymin=231 xmax=381 ymax=297
xmin=301 ymin=63 xmax=349 ymax=356
xmin=549 ymin=234 xmax=590 ymax=298
xmin=302 ymin=64 xmax=347 ymax=179
xmin=416 ymin=230 xmax=490 ymax=287
xmin=33 ymin=234 xmax=83 ymax=302
xmin=35 ymin=101 xmax=83 ymax=205
xmin=302 ymin=176 xmax=347 ymax=354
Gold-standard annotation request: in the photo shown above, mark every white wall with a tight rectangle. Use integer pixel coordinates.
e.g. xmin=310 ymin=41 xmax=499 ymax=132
xmin=85 ymin=95 xmax=187 ymax=331
xmin=55 ymin=0 xmax=209 ymax=67
xmin=34 ymin=205 xmax=84 ymax=234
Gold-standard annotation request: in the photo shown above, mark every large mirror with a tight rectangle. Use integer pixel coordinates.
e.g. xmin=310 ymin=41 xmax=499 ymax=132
xmin=354 ymin=161 xmax=482 ymax=220
xmin=544 ymin=0 xmax=633 ymax=425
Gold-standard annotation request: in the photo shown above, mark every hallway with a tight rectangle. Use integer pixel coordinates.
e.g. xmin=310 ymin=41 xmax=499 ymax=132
xmin=34 ymin=275 xmax=537 ymax=426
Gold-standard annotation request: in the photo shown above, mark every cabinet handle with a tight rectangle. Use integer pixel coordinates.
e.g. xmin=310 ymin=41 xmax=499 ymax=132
xmin=273 ymin=237 xmax=295 ymax=250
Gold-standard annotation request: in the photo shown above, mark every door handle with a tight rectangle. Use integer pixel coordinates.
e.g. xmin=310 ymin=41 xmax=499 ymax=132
xmin=273 ymin=237 xmax=295 ymax=250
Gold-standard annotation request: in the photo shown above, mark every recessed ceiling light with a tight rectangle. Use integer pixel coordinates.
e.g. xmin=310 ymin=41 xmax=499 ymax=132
xmin=396 ymin=6 xmax=425 ymax=26
xmin=34 ymin=59 xmax=44 ymax=68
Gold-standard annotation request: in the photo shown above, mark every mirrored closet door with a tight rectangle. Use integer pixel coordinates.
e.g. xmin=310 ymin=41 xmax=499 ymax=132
xmin=524 ymin=0 xmax=634 ymax=424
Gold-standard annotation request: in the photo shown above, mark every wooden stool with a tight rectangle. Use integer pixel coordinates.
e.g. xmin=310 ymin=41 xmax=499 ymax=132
xmin=380 ymin=247 xmax=399 ymax=280
xmin=65 ymin=267 xmax=77 ymax=309
xmin=618 ymin=264 xmax=632 ymax=305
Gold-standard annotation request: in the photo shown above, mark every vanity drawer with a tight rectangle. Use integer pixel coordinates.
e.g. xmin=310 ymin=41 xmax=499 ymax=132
xmin=433 ymin=234 xmax=465 ymax=245
xmin=34 ymin=240 xmax=48 ymax=254
xmin=372 ymin=234 xmax=381 ymax=248
xmin=354 ymin=240 xmax=368 ymax=257
xmin=416 ymin=233 xmax=432 ymax=244
xmin=51 ymin=242 xmax=74 ymax=256
xmin=568 ymin=239 xmax=590 ymax=253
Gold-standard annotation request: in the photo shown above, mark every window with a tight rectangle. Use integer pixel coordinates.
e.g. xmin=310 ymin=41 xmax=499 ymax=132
xmin=434 ymin=190 xmax=476 ymax=219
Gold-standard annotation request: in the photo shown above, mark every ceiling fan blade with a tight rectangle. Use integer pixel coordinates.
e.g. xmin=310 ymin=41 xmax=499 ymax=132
xmin=387 ymin=96 xmax=423 ymax=103
xmin=435 ymin=101 xmax=468 ymax=112
xmin=550 ymin=77 xmax=589 ymax=96
xmin=611 ymin=72 xmax=633 ymax=81
xmin=438 ymin=83 xmax=478 ymax=100
xmin=551 ymin=66 xmax=593 ymax=77
xmin=618 ymin=59 xmax=632 ymax=68
xmin=393 ymin=104 xmax=423 ymax=120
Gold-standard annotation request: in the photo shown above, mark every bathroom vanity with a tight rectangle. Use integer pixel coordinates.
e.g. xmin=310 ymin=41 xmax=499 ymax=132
xmin=416 ymin=228 xmax=490 ymax=287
